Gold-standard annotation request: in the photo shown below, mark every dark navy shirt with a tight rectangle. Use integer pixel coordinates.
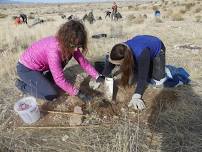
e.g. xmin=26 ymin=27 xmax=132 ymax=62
xmin=124 ymin=35 xmax=162 ymax=60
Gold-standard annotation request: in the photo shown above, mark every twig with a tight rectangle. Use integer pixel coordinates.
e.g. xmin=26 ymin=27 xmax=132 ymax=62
xmin=17 ymin=124 xmax=111 ymax=129
xmin=135 ymin=110 xmax=140 ymax=152
xmin=40 ymin=110 xmax=83 ymax=116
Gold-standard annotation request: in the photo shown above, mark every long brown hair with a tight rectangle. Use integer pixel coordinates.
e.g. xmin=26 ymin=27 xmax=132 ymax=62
xmin=110 ymin=43 xmax=134 ymax=86
xmin=56 ymin=20 xmax=87 ymax=60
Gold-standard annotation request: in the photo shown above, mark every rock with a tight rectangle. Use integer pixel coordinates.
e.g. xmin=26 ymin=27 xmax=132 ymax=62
xmin=62 ymin=135 xmax=69 ymax=142
xmin=69 ymin=115 xmax=82 ymax=126
xmin=73 ymin=106 xmax=83 ymax=114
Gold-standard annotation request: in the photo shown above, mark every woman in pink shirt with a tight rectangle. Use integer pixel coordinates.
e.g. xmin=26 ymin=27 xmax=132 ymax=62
xmin=16 ymin=20 xmax=104 ymax=102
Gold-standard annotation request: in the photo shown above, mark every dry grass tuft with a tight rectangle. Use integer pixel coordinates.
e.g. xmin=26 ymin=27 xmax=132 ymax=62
xmin=28 ymin=15 xmax=35 ymax=19
xmin=171 ymin=12 xmax=184 ymax=21
xmin=127 ymin=14 xmax=145 ymax=24
xmin=184 ymin=2 xmax=195 ymax=11
xmin=179 ymin=8 xmax=187 ymax=14
xmin=128 ymin=5 xmax=139 ymax=11
xmin=155 ymin=18 xmax=163 ymax=23
xmin=152 ymin=5 xmax=158 ymax=11
xmin=0 ymin=13 xmax=8 ymax=18
xmin=195 ymin=15 xmax=202 ymax=22
xmin=128 ymin=5 xmax=133 ymax=10
xmin=194 ymin=7 xmax=202 ymax=13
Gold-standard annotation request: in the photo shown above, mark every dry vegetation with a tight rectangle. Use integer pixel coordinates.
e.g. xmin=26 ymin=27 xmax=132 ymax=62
xmin=0 ymin=0 xmax=202 ymax=152
xmin=0 ymin=13 xmax=8 ymax=18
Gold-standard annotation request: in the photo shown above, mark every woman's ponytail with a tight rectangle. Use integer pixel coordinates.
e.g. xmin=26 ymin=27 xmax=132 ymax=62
xmin=120 ymin=46 xmax=134 ymax=86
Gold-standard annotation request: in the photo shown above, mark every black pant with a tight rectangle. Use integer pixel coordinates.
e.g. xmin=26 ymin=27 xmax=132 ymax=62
xmin=150 ymin=48 xmax=166 ymax=81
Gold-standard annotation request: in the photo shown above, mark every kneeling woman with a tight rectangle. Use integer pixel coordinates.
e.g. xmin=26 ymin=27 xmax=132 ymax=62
xmin=16 ymin=20 xmax=104 ymax=102
xmin=102 ymin=35 xmax=166 ymax=110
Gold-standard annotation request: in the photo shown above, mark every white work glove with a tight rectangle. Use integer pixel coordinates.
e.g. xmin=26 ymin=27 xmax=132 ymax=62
xmin=89 ymin=80 xmax=101 ymax=90
xmin=128 ymin=93 xmax=145 ymax=110
xmin=89 ymin=75 xmax=105 ymax=90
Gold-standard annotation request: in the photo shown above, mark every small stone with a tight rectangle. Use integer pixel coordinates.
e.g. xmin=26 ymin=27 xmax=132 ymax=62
xmin=69 ymin=115 xmax=82 ymax=126
xmin=113 ymin=116 xmax=119 ymax=119
xmin=73 ymin=106 xmax=83 ymax=114
xmin=42 ymin=138 xmax=48 ymax=142
xmin=103 ymin=115 xmax=107 ymax=119
xmin=62 ymin=135 xmax=69 ymax=142
xmin=121 ymin=108 xmax=125 ymax=112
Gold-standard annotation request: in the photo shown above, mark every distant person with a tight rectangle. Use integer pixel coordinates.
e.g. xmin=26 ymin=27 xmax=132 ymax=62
xmin=88 ymin=11 xmax=95 ymax=24
xmin=111 ymin=2 xmax=118 ymax=20
xmin=20 ymin=14 xmax=28 ymax=24
xmin=101 ymin=35 xmax=166 ymax=110
xmin=15 ymin=20 xmax=105 ymax=102
xmin=105 ymin=11 xmax=111 ymax=19
xmin=15 ymin=16 xmax=23 ymax=25
xmin=154 ymin=10 xmax=161 ymax=17
xmin=15 ymin=14 xmax=27 ymax=25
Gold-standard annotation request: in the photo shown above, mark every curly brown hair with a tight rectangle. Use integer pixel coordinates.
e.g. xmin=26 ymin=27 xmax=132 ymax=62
xmin=110 ymin=43 xmax=135 ymax=86
xmin=56 ymin=20 xmax=87 ymax=60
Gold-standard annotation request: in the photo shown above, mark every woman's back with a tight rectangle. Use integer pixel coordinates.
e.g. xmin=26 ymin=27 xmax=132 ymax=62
xmin=19 ymin=36 xmax=61 ymax=71
xmin=125 ymin=35 xmax=162 ymax=60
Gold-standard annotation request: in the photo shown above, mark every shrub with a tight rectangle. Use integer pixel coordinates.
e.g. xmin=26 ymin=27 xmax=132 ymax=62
xmin=152 ymin=5 xmax=158 ymax=11
xmin=46 ymin=18 xmax=55 ymax=22
xmin=128 ymin=14 xmax=144 ymax=24
xmin=0 ymin=13 xmax=8 ymax=18
xmin=195 ymin=15 xmax=201 ymax=22
xmin=128 ymin=5 xmax=133 ymax=10
xmin=127 ymin=14 xmax=136 ymax=20
xmin=28 ymin=15 xmax=35 ymax=19
xmin=12 ymin=16 xmax=17 ymax=20
xmin=171 ymin=13 xmax=184 ymax=21
xmin=166 ymin=9 xmax=173 ymax=17
xmin=155 ymin=18 xmax=163 ymax=23
xmin=129 ymin=5 xmax=139 ymax=11
xmin=142 ymin=6 xmax=147 ymax=10
xmin=194 ymin=7 xmax=202 ymax=13
xmin=185 ymin=3 xmax=195 ymax=11
xmin=179 ymin=9 xmax=186 ymax=14
xmin=164 ymin=1 xmax=168 ymax=5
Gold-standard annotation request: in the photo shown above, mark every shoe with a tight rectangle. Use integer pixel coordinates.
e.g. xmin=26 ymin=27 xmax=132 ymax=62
xmin=15 ymin=78 xmax=26 ymax=90
xmin=149 ymin=77 xmax=167 ymax=89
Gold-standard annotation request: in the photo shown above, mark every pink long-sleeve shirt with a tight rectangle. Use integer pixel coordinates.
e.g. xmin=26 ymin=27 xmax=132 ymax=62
xmin=19 ymin=36 xmax=99 ymax=96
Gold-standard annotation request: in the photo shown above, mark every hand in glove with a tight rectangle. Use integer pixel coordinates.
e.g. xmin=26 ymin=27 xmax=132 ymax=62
xmin=128 ymin=93 xmax=145 ymax=110
xmin=89 ymin=75 xmax=105 ymax=90
xmin=77 ymin=90 xmax=92 ymax=103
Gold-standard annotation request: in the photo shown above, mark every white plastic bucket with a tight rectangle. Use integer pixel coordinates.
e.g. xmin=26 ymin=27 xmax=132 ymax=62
xmin=104 ymin=77 xmax=114 ymax=101
xmin=14 ymin=96 xmax=40 ymax=124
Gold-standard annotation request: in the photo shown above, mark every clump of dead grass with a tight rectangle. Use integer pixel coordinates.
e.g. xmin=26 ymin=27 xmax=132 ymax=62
xmin=193 ymin=7 xmax=202 ymax=13
xmin=0 ymin=13 xmax=8 ymax=19
xmin=28 ymin=15 xmax=35 ymax=19
xmin=127 ymin=14 xmax=145 ymax=24
xmin=171 ymin=12 xmax=184 ymax=21
xmin=155 ymin=18 xmax=163 ymax=23
xmin=195 ymin=15 xmax=202 ymax=22
xmin=184 ymin=2 xmax=195 ymax=11
xmin=152 ymin=5 xmax=159 ymax=11
xmin=179 ymin=8 xmax=187 ymax=14
xmin=128 ymin=5 xmax=133 ymax=10
xmin=128 ymin=5 xmax=139 ymax=11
